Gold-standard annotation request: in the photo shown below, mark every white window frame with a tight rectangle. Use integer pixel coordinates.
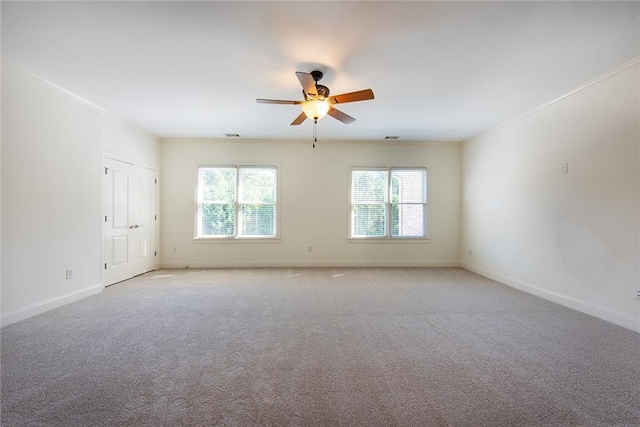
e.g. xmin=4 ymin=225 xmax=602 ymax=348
xmin=350 ymin=167 xmax=427 ymax=240
xmin=195 ymin=165 xmax=278 ymax=240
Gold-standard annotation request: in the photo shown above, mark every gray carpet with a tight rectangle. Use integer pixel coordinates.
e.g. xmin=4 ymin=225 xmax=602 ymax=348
xmin=2 ymin=267 xmax=639 ymax=426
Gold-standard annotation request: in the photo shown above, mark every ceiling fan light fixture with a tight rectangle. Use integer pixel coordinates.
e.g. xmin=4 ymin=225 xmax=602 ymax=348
xmin=301 ymin=100 xmax=330 ymax=120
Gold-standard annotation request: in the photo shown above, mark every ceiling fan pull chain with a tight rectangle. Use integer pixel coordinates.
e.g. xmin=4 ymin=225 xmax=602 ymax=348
xmin=313 ymin=118 xmax=317 ymax=148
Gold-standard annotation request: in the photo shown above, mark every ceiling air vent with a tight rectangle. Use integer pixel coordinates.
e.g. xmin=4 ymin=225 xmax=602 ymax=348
xmin=225 ymin=133 xmax=240 ymax=138
xmin=384 ymin=136 xmax=399 ymax=140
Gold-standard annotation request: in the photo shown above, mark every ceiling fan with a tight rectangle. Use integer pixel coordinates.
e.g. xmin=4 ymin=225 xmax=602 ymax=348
xmin=256 ymin=70 xmax=375 ymax=126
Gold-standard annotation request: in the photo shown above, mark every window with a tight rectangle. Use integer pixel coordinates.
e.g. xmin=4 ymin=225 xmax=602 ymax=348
xmin=197 ymin=166 xmax=277 ymax=238
xmin=351 ymin=167 xmax=426 ymax=238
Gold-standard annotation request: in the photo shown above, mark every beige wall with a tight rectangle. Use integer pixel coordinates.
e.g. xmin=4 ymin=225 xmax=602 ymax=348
xmin=102 ymin=112 xmax=161 ymax=167
xmin=461 ymin=60 xmax=640 ymax=332
xmin=2 ymin=61 xmax=103 ymax=323
xmin=1 ymin=61 xmax=160 ymax=326
xmin=160 ymin=139 xmax=461 ymax=268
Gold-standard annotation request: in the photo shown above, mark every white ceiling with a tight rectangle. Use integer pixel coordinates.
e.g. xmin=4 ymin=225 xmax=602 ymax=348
xmin=2 ymin=1 xmax=638 ymax=142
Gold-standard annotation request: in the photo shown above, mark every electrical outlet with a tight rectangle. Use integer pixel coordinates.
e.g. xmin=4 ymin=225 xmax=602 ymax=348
xmin=468 ymin=249 xmax=473 ymax=256
xmin=65 ymin=269 xmax=74 ymax=280
xmin=172 ymin=246 xmax=178 ymax=254
xmin=307 ymin=246 xmax=313 ymax=253
xmin=636 ymin=288 xmax=640 ymax=299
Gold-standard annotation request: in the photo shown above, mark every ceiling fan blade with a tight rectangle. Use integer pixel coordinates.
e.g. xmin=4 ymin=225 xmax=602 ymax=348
xmin=290 ymin=112 xmax=307 ymax=126
xmin=328 ymin=106 xmax=355 ymax=124
xmin=328 ymin=89 xmax=374 ymax=104
xmin=296 ymin=72 xmax=318 ymax=97
xmin=257 ymin=98 xmax=302 ymax=105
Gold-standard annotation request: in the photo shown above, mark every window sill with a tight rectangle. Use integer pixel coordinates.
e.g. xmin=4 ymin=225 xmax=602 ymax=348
xmin=347 ymin=237 xmax=431 ymax=243
xmin=194 ymin=237 xmax=281 ymax=243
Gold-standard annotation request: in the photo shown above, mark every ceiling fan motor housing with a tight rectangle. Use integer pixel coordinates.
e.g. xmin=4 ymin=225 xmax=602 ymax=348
xmin=316 ymin=85 xmax=330 ymax=99
xmin=302 ymin=84 xmax=330 ymax=101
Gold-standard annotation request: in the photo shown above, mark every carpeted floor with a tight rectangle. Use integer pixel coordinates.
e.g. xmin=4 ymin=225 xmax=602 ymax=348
xmin=1 ymin=267 xmax=639 ymax=426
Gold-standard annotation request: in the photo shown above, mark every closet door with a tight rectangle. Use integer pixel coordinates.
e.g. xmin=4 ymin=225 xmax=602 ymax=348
xmin=133 ymin=166 xmax=156 ymax=275
xmin=104 ymin=157 xmax=157 ymax=286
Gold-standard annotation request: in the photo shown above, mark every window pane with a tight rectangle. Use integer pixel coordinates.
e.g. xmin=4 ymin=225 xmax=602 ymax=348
xmin=240 ymin=168 xmax=276 ymax=203
xmin=201 ymin=203 xmax=235 ymax=236
xmin=353 ymin=204 xmax=386 ymax=237
xmin=392 ymin=204 xmax=424 ymax=237
xmin=240 ymin=204 xmax=275 ymax=236
xmin=352 ymin=170 xmax=388 ymax=203
xmin=197 ymin=165 xmax=278 ymax=239
xmin=199 ymin=168 xmax=236 ymax=202
xmin=391 ymin=169 xmax=426 ymax=203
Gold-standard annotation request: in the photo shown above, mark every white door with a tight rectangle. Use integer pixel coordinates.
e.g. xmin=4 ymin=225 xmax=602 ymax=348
xmin=104 ymin=157 xmax=157 ymax=286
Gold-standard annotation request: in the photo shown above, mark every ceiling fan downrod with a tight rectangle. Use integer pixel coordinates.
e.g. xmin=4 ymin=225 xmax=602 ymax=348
xmin=310 ymin=70 xmax=323 ymax=84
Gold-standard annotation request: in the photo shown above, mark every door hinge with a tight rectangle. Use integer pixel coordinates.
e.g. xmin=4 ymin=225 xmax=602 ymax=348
xmin=104 ymin=167 xmax=108 ymax=174
xmin=104 ymin=263 xmax=107 ymax=270
xmin=155 ymin=215 xmax=157 ymax=220
xmin=155 ymin=179 xmax=157 ymax=184
xmin=105 ymin=215 xmax=108 ymax=223
xmin=154 ymin=251 xmax=157 ymax=256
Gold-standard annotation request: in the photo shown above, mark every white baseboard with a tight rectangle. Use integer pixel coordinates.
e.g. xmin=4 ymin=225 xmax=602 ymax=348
xmin=1 ymin=283 xmax=104 ymax=328
xmin=461 ymin=262 xmax=640 ymax=334
xmin=160 ymin=260 xmax=460 ymax=269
